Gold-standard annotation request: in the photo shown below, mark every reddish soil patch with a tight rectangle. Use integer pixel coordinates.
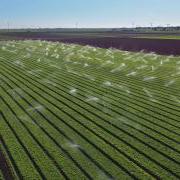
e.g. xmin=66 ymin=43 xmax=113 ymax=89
xmin=57 ymin=37 xmax=180 ymax=56
xmin=2 ymin=32 xmax=180 ymax=55
xmin=0 ymin=137 xmax=14 ymax=180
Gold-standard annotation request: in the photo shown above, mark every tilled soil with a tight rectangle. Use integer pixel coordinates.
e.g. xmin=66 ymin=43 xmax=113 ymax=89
xmin=0 ymin=137 xmax=14 ymax=180
xmin=55 ymin=37 xmax=180 ymax=56
xmin=1 ymin=32 xmax=180 ymax=55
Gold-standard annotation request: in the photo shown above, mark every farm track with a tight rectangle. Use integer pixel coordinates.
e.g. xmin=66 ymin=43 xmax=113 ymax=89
xmin=0 ymin=40 xmax=180 ymax=179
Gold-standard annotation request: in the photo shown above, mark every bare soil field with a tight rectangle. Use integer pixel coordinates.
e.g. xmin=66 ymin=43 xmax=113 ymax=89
xmin=1 ymin=32 xmax=180 ymax=55
xmin=0 ymin=136 xmax=14 ymax=179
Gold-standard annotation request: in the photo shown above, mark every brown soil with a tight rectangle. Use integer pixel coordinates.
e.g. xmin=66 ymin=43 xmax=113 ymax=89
xmin=1 ymin=32 xmax=180 ymax=55
xmin=0 ymin=137 xmax=14 ymax=180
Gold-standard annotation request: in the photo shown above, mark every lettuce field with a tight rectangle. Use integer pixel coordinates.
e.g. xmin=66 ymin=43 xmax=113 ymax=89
xmin=0 ymin=40 xmax=180 ymax=179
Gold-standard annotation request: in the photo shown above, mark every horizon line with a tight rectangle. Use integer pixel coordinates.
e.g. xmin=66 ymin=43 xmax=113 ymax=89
xmin=1 ymin=26 xmax=180 ymax=30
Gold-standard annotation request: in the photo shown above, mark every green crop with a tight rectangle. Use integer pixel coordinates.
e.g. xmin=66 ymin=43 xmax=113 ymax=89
xmin=0 ymin=40 xmax=180 ymax=179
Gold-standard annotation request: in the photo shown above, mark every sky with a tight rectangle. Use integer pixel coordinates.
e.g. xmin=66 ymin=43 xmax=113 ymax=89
xmin=0 ymin=0 xmax=180 ymax=28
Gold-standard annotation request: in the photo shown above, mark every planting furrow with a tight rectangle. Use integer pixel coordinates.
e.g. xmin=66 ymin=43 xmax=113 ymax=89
xmin=0 ymin=60 xmax=180 ymax=177
xmin=0 ymin=62 xmax=179 ymax=146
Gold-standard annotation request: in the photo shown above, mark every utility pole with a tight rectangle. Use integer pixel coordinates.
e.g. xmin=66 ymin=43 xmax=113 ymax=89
xmin=131 ymin=22 xmax=135 ymax=28
xmin=149 ymin=22 xmax=153 ymax=32
xmin=75 ymin=22 xmax=78 ymax=29
xmin=7 ymin=21 xmax=10 ymax=32
xmin=166 ymin=24 xmax=170 ymax=31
